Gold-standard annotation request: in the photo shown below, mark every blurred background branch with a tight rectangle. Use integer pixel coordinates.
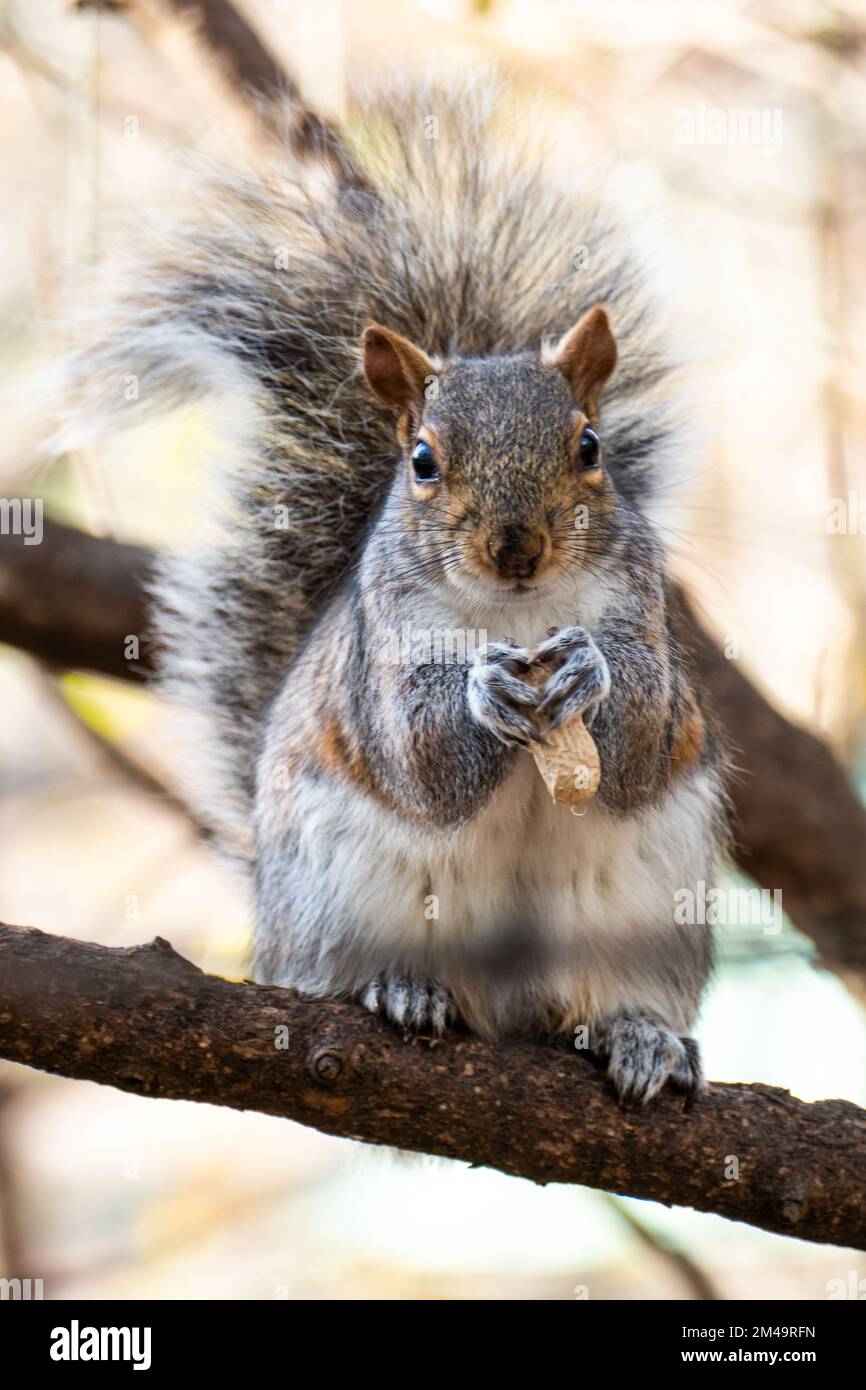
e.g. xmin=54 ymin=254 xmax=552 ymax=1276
xmin=76 ymin=0 xmax=379 ymax=190
xmin=0 ymin=518 xmax=150 ymax=682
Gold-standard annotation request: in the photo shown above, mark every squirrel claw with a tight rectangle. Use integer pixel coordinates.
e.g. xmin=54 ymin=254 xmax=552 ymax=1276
xmin=360 ymin=974 xmax=456 ymax=1036
xmin=468 ymin=642 xmax=541 ymax=747
xmin=593 ymin=1017 xmax=704 ymax=1107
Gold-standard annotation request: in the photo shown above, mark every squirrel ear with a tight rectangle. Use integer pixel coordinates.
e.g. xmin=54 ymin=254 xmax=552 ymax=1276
xmin=546 ymin=306 xmax=617 ymax=422
xmin=361 ymin=323 xmax=438 ymax=416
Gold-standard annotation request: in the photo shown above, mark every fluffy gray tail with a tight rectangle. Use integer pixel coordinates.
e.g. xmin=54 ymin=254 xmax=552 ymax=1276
xmin=62 ymin=76 xmax=683 ymax=863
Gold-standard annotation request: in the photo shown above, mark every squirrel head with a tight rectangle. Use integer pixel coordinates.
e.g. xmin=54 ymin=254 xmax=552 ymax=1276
xmin=362 ymin=306 xmax=619 ymax=601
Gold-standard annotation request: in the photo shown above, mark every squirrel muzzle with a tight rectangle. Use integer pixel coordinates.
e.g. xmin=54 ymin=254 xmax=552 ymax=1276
xmin=486 ymin=527 xmax=549 ymax=581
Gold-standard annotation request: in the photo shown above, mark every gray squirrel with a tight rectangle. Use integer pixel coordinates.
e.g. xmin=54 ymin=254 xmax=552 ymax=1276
xmin=69 ymin=78 xmax=729 ymax=1105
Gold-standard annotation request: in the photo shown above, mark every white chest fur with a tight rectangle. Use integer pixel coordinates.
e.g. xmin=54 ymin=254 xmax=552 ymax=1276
xmin=289 ymin=748 xmax=717 ymax=1032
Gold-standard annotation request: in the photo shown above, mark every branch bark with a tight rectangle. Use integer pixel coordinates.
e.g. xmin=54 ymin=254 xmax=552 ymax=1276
xmin=0 ymin=519 xmax=151 ymax=682
xmin=0 ymin=923 xmax=863 ymax=1250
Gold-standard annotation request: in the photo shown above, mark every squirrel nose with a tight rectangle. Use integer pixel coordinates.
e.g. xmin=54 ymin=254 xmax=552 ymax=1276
xmin=487 ymin=529 xmax=545 ymax=580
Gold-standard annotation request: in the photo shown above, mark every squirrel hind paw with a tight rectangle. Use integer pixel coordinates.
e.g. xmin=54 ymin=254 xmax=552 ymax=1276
xmin=360 ymin=974 xmax=456 ymax=1036
xmin=594 ymin=1017 xmax=703 ymax=1109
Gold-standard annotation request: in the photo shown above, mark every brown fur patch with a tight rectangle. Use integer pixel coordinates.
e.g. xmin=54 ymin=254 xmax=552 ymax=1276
xmin=315 ymin=715 xmax=376 ymax=795
xmin=670 ymin=702 xmax=706 ymax=770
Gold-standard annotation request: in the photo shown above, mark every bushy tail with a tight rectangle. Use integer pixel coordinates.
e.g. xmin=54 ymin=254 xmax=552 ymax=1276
xmin=63 ymin=75 xmax=683 ymax=863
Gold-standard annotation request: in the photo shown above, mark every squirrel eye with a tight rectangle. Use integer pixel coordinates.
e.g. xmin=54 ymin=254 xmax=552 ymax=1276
xmin=411 ymin=439 xmax=439 ymax=483
xmin=578 ymin=426 xmax=601 ymax=470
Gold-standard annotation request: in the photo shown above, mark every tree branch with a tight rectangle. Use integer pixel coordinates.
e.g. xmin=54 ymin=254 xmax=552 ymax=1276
xmin=677 ymin=591 xmax=866 ymax=993
xmin=156 ymin=0 xmax=290 ymax=103
xmin=80 ymin=0 xmax=378 ymax=196
xmin=77 ymin=0 xmax=286 ymax=99
xmin=0 ymin=519 xmax=151 ymax=682
xmin=0 ymin=923 xmax=863 ymax=1250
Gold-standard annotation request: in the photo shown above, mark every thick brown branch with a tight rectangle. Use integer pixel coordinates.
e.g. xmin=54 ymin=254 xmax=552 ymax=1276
xmin=0 ymin=924 xmax=863 ymax=1249
xmin=0 ymin=519 xmax=152 ymax=682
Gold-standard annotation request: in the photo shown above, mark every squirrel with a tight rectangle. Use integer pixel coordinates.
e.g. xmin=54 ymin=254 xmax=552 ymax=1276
xmin=67 ymin=78 xmax=729 ymax=1106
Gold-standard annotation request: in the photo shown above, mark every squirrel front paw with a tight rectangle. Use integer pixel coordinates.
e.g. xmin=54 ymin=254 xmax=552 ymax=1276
xmin=467 ymin=641 xmax=542 ymax=748
xmin=594 ymin=1017 xmax=703 ymax=1108
xmin=533 ymin=625 xmax=610 ymax=732
xmin=360 ymin=974 xmax=457 ymax=1035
